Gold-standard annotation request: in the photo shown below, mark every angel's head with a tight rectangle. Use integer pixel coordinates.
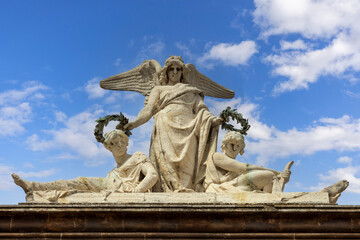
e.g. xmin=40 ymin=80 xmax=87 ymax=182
xmin=159 ymin=56 xmax=190 ymax=85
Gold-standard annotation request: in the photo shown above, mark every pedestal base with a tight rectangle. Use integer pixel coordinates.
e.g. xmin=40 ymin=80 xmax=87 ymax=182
xmin=1 ymin=203 xmax=359 ymax=239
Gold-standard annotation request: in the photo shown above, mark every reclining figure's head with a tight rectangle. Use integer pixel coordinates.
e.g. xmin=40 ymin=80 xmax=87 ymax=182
xmin=221 ymin=131 xmax=245 ymax=157
xmin=103 ymin=130 xmax=129 ymax=156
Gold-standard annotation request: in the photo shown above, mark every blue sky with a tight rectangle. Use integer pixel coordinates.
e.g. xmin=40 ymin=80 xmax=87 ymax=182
xmin=1 ymin=0 xmax=360 ymax=204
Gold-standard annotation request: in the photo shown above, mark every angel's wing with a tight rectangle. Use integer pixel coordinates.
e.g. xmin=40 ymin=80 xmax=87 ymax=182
xmin=100 ymin=60 xmax=162 ymax=101
xmin=185 ymin=64 xmax=235 ymax=99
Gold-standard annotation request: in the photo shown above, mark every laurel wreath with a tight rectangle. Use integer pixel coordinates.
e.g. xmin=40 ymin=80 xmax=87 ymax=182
xmin=219 ymin=107 xmax=251 ymax=135
xmin=94 ymin=108 xmax=249 ymax=142
xmin=94 ymin=113 xmax=131 ymax=143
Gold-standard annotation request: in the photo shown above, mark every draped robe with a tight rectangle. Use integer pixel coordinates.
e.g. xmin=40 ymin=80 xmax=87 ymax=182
xmin=150 ymin=83 xmax=218 ymax=192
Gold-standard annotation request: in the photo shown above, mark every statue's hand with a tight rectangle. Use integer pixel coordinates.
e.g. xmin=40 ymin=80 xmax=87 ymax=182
xmin=212 ymin=117 xmax=224 ymax=127
xmin=278 ymin=170 xmax=291 ymax=183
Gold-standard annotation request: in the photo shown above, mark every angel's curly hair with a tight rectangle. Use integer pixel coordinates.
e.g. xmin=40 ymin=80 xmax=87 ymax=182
xmin=221 ymin=131 xmax=245 ymax=153
xmin=158 ymin=56 xmax=191 ymax=85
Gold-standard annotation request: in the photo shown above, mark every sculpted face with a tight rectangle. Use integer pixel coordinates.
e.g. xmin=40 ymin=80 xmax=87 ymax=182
xmin=103 ymin=134 xmax=127 ymax=156
xmin=225 ymin=141 xmax=245 ymax=158
xmin=167 ymin=62 xmax=182 ymax=84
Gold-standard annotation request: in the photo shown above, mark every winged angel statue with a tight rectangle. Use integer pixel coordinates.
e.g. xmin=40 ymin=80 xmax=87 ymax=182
xmin=100 ymin=56 xmax=234 ymax=192
xmin=11 ymin=56 xmax=349 ymax=203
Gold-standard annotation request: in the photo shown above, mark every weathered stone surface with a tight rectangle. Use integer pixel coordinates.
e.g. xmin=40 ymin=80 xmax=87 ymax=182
xmin=215 ymin=192 xmax=330 ymax=204
xmin=144 ymin=193 xmax=217 ymax=204
xmin=0 ymin=204 xmax=359 ymax=239
xmin=28 ymin=192 xmax=330 ymax=204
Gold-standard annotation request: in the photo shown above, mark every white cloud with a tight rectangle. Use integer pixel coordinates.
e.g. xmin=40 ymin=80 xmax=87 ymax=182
xmin=148 ymin=41 xmax=165 ymax=55
xmin=254 ymin=0 xmax=360 ymax=94
xmin=55 ymin=111 xmax=67 ymax=122
xmin=105 ymin=92 xmax=122 ymax=104
xmin=84 ymin=82 xmax=140 ymax=104
xmin=266 ymin=33 xmax=360 ymax=94
xmin=0 ymin=81 xmax=47 ymax=105
xmin=0 ymin=82 xmax=48 ymax=137
xmin=26 ymin=108 xmax=112 ymax=166
xmin=17 ymin=169 xmax=56 ymax=178
xmin=23 ymin=163 xmax=34 ymax=169
xmin=337 ymin=156 xmax=353 ymax=164
xmin=137 ymin=40 xmax=165 ymax=62
xmin=0 ymin=102 xmax=31 ymax=122
xmin=0 ymin=103 xmax=32 ymax=136
xmin=49 ymin=153 xmax=79 ymax=161
xmin=198 ymin=41 xmax=258 ymax=68
xmin=85 ymin=77 xmax=107 ymax=99
xmin=40 ymin=153 xmax=79 ymax=163
xmin=32 ymin=93 xmax=45 ymax=100
xmin=254 ymin=0 xmax=360 ymax=39
xmin=123 ymin=92 xmax=141 ymax=101
xmin=280 ymin=39 xmax=308 ymax=50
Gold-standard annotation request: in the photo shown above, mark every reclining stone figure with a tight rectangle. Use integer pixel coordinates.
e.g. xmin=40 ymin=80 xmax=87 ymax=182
xmin=204 ymin=131 xmax=349 ymax=203
xmin=204 ymin=131 xmax=291 ymax=193
xmin=12 ymin=130 xmax=158 ymax=202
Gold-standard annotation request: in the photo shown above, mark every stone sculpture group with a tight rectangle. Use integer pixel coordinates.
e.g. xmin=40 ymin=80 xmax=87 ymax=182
xmin=12 ymin=56 xmax=349 ymax=204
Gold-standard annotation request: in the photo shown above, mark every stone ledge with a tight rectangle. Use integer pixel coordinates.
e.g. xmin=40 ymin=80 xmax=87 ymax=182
xmin=1 ymin=204 xmax=359 ymax=239
xmin=28 ymin=191 xmax=331 ymax=204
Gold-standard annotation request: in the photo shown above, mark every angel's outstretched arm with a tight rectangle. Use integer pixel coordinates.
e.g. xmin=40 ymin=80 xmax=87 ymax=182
xmin=125 ymin=87 xmax=161 ymax=130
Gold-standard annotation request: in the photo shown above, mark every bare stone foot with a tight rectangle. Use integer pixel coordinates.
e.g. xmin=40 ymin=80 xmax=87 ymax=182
xmin=11 ymin=173 xmax=32 ymax=194
xmin=321 ymin=180 xmax=349 ymax=204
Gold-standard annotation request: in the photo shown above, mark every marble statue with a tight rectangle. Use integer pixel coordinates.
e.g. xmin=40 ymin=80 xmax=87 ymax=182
xmin=12 ymin=130 xmax=158 ymax=202
xmin=101 ymin=56 xmax=233 ymax=192
xmin=204 ymin=131 xmax=349 ymax=202
xmin=204 ymin=131 xmax=291 ymax=193
xmin=11 ymin=56 xmax=350 ymax=204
